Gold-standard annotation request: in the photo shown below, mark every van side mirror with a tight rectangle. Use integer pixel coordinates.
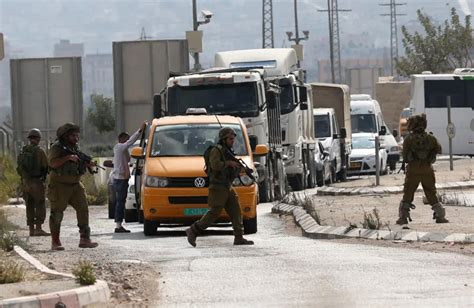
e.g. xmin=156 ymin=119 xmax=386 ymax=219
xmin=340 ymin=127 xmax=347 ymax=139
xmin=393 ymin=129 xmax=398 ymax=138
xmin=379 ymin=126 xmax=387 ymax=136
xmin=254 ymin=144 xmax=269 ymax=156
xmin=265 ymin=91 xmax=277 ymax=109
xmin=153 ymin=94 xmax=162 ymax=119
xmin=131 ymin=147 xmax=145 ymax=159
xmin=298 ymin=85 xmax=308 ymax=103
xmin=300 ymin=103 xmax=308 ymax=110
xmin=248 ymin=135 xmax=258 ymax=151
xmin=103 ymin=160 xmax=114 ymax=168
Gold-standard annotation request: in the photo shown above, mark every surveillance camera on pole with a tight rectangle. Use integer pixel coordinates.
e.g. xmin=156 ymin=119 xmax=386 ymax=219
xmin=190 ymin=1 xmax=213 ymax=71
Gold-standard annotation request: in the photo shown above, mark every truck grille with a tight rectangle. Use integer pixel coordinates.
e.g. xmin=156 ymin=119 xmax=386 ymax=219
xmin=168 ymin=196 xmax=208 ymax=204
xmin=167 ymin=177 xmax=209 ymax=188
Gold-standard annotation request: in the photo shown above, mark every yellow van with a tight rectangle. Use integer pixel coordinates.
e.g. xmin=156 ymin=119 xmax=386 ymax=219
xmin=131 ymin=115 xmax=268 ymax=236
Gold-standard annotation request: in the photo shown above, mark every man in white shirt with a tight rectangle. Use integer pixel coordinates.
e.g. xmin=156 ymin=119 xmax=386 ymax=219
xmin=113 ymin=121 xmax=146 ymax=233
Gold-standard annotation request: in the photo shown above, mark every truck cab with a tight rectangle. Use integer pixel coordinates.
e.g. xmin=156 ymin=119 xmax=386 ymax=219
xmin=131 ymin=115 xmax=268 ymax=236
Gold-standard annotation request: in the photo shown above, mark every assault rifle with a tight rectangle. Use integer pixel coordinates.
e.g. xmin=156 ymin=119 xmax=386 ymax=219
xmin=59 ymin=143 xmax=105 ymax=173
xmin=222 ymin=146 xmax=256 ymax=182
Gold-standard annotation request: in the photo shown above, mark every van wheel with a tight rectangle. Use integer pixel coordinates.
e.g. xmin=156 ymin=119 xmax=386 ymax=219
xmin=144 ymin=219 xmax=159 ymax=236
xmin=124 ymin=209 xmax=138 ymax=222
xmin=389 ymin=160 xmax=396 ymax=171
xmin=289 ymin=174 xmax=304 ymax=191
xmin=243 ymin=217 xmax=257 ymax=234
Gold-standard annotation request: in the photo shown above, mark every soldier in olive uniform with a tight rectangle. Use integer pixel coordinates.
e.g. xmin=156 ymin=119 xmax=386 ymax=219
xmin=185 ymin=127 xmax=254 ymax=247
xmin=47 ymin=123 xmax=98 ymax=250
xmin=396 ymin=114 xmax=449 ymax=225
xmin=17 ymin=129 xmax=49 ymax=236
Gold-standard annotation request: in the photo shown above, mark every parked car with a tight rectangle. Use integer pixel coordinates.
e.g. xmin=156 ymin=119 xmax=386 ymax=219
xmin=399 ymin=107 xmax=411 ymax=138
xmin=348 ymin=133 xmax=388 ymax=175
xmin=314 ymin=141 xmax=332 ymax=186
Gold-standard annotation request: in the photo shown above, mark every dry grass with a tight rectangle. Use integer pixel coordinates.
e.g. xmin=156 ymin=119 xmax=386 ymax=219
xmin=361 ymin=207 xmax=382 ymax=230
xmin=0 ymin=155 xmax=21 ymax=204
xmin=281 ymin=193 xmax=321 ymax=225
xmin=72 ymin=260 xmax=97 ymax=286
xmin=0 ymin=252 xmax=25 ymax=284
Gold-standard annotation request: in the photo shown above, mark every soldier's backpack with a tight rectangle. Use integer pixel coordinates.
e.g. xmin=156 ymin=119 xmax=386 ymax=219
xmin=16 ymin=145 xmax=39 ymax=178
xmin=203 ymin=145 xmax=222 ymax=175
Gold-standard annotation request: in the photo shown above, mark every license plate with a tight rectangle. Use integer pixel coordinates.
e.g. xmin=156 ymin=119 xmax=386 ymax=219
xmin=184 ymin=208 xmax=208 ymax=216
xmin=350 ymin=162 xmax=362 ymax=170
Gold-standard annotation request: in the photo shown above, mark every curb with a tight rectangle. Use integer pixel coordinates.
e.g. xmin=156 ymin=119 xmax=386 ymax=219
xmin=272 ymin=203 xmax=474 ymax=244
xmin=317 ymin=180 xmax=474 ymax=196
xmin=0 ymin=246 xmax=110 ymax=308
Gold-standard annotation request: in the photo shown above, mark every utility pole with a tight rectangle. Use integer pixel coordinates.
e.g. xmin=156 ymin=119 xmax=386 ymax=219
xmin=189 ymin=0 xmax=212 ymax=71
xmin=262 ymin=0 xmax=274 ymax=48
xmin=192 ymin=0 xmax=201 ymax=71
xmin=380 ymin=0 xmax=406 ymax=77
xmin=286 ymin=0 xmax=309 ymax=68
xmin=139 ymin=27 xmax=152 ymax=40
xmin=318 ymin=0 xmax=350 ymax=83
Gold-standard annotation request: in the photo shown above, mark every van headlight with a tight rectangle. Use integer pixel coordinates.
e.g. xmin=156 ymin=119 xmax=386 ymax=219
xmin=129 ymin=185 xmax=135 ymax=194
xmin=145 ymin=176 xmax=169 ymax=188
xmin=233 ymin=175 xmax=254 ymax=186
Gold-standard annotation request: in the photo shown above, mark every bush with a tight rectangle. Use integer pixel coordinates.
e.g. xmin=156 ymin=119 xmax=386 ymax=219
xmin=72 ymin=260 xmax=96 ymax=285
xmin=82 ymin=173 xmax=108 ymax=205
xmin=0 ymin=209 xmax=27 ymax=252
xmin=0 ymin=252 xmax=25 ymax=284
xmin=0 ymin=156 xmax=21 ymax=203
xmin=361 ymin=208 xmax=382 ymax=230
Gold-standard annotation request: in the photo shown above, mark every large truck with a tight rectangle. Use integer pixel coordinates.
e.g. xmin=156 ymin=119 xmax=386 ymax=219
xmin=310 ymin=83 xmax=352 ymax=182
xmin=154 ymin=67 xmax=287 ymax=202
xmin=113 ymin=39 xmax=189 ymax=134
xmin=214 ymin=48 xmax=317 ymax=191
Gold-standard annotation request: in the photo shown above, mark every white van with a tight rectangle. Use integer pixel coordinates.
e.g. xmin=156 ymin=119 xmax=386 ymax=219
xmin=350 ymin=94 xmax=400 ymax=170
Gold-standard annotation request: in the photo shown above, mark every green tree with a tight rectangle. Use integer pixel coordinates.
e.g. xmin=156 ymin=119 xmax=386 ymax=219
xmin=87 ymin=94 xmax=115 ymax=133
xmin=397 ymin=8 xmax=473 ymax=76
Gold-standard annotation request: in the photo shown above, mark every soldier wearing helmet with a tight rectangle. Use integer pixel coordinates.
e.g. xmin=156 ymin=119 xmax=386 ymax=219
xmin=47 ymin=123 xmax=98 ymax=250
xmin=185 ymin=126 xmax=254 ymax=247
xmin=397 ymin=113 xmax=449 ymax=226
xmin=16 ymin=128 xmax=49 ymax=236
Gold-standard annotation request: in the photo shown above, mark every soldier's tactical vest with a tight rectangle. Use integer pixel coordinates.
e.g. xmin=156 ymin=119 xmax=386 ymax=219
xmin=204 ymin=144 xmax=238 ymax=187
xmin=17 ymin=144 xmax=40 ymax=178
xmin=49 ymin=142 xmax=87 ymax=177
xmin=406 ymin=132 xmax=437 ymax=163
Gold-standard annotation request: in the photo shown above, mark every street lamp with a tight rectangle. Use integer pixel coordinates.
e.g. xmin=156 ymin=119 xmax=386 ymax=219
xmin=189 ymin=0 xmax=213 ymax=71
xmin=286 ymin=0 xmax=309 ymax=68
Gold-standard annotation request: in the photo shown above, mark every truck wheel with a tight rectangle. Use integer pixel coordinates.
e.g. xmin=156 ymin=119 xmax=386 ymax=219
xmin=124 ymin=209 xmax=138 ymax=222
xmin=289 ymin=175 xmax=304 ymax=191
xmin=316 ymin=170 xmax=324 ymax=187
xmin=259 ymin=167 xmax=272 ymax=202
xmin=336 ymin=167 xmax=347 ymax=182
xmin=243 ymin=216 xmax=257 ymax=234
xmin=389 ymin=160 xmax=396 ymax=171
xmin=143 ymin=219 xmax=159 ymax=236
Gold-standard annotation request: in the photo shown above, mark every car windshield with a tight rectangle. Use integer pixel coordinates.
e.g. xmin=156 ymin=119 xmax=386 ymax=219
xmin=314 ymin=114 xmax=331 ymax=138
xmin=351 ymin=114 xmax=377 ymax=133
xmin=400 ymin=109 xmax=411 ymax=118
xmin=150 ymin=123 xmax=247 ymax=157
xmin=352 ymin=137 xmax=375 ymax=149
xmin=167 ymin=82 xmax=259 ymax=118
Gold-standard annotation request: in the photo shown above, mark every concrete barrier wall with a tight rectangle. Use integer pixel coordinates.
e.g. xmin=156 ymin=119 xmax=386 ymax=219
xmin=375 ymin=80 xmax=411 ymax=132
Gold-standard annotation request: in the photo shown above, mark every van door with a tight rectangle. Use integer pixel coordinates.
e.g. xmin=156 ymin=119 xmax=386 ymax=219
xmin=134 ymin=124 xmax=148 ymax=217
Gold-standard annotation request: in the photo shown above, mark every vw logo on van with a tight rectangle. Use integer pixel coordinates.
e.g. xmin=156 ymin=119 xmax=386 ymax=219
xmin=194 ymin=177 xmax=206 ymax=188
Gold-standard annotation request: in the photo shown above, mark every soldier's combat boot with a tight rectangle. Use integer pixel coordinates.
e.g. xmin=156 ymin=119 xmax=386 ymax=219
xmin=396 ymin=201 xmax=416 ymax=225
xmin=432 ymin=203 xmax=449 ymax=223
xmin=29 ymin=225 xmax=35 ymax=236
xmin=34 ymin=224 xmax=50 ymax=236
xmin=78 ymin=228 xmax=98 ymax=248
xmin=185 ymin=223 xmax=201 ymax=247
xmin=51 ymin=232 xmax=65 ymax=251
xmin=233 ymin=235 xmax=254 ymax=245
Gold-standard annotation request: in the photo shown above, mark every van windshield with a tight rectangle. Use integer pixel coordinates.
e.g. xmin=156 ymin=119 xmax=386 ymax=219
xmin=150 ymin=124 xmax=247 ymax=157
xmin=314 ymin=114 xmax=331 ymax=138
xmin=351 ymin=114 xmax=377 ymax=133
xmin=167 ymin=83 xmax=259 ymax=118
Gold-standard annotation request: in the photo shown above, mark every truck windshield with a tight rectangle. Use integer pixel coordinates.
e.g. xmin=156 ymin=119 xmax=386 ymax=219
xmin=167 ymin=83 xmax=259 ymax=118
xmin=150 ymin=123 xmax=247 ymax=157
xmin=351 ymin=114 xmax=377 ymax=133
xmin=314 ymin=114 xmax=331 ymax=138
xmin=280 ymin=84 xmax=295 ymax=114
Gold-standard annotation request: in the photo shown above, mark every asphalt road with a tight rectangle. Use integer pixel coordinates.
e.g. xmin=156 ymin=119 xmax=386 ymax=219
xmin=68 ymin=202 xmax=474 ymax=307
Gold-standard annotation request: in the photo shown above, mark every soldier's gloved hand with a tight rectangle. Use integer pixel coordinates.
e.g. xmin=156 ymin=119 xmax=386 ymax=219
xmin=68 ymin=155 xmax=80 ymax=162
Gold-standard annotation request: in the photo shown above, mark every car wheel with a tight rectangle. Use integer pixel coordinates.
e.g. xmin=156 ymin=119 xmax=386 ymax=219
xmin=143 ymin=219 xmax=159 ymax=236
xmin=243 ymin=216 xmax=257 ymax=234
xmin=124 ymin=209 xmax=138 ymax=223
xmin=389 ymin=160 xmax=396 ymax=171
